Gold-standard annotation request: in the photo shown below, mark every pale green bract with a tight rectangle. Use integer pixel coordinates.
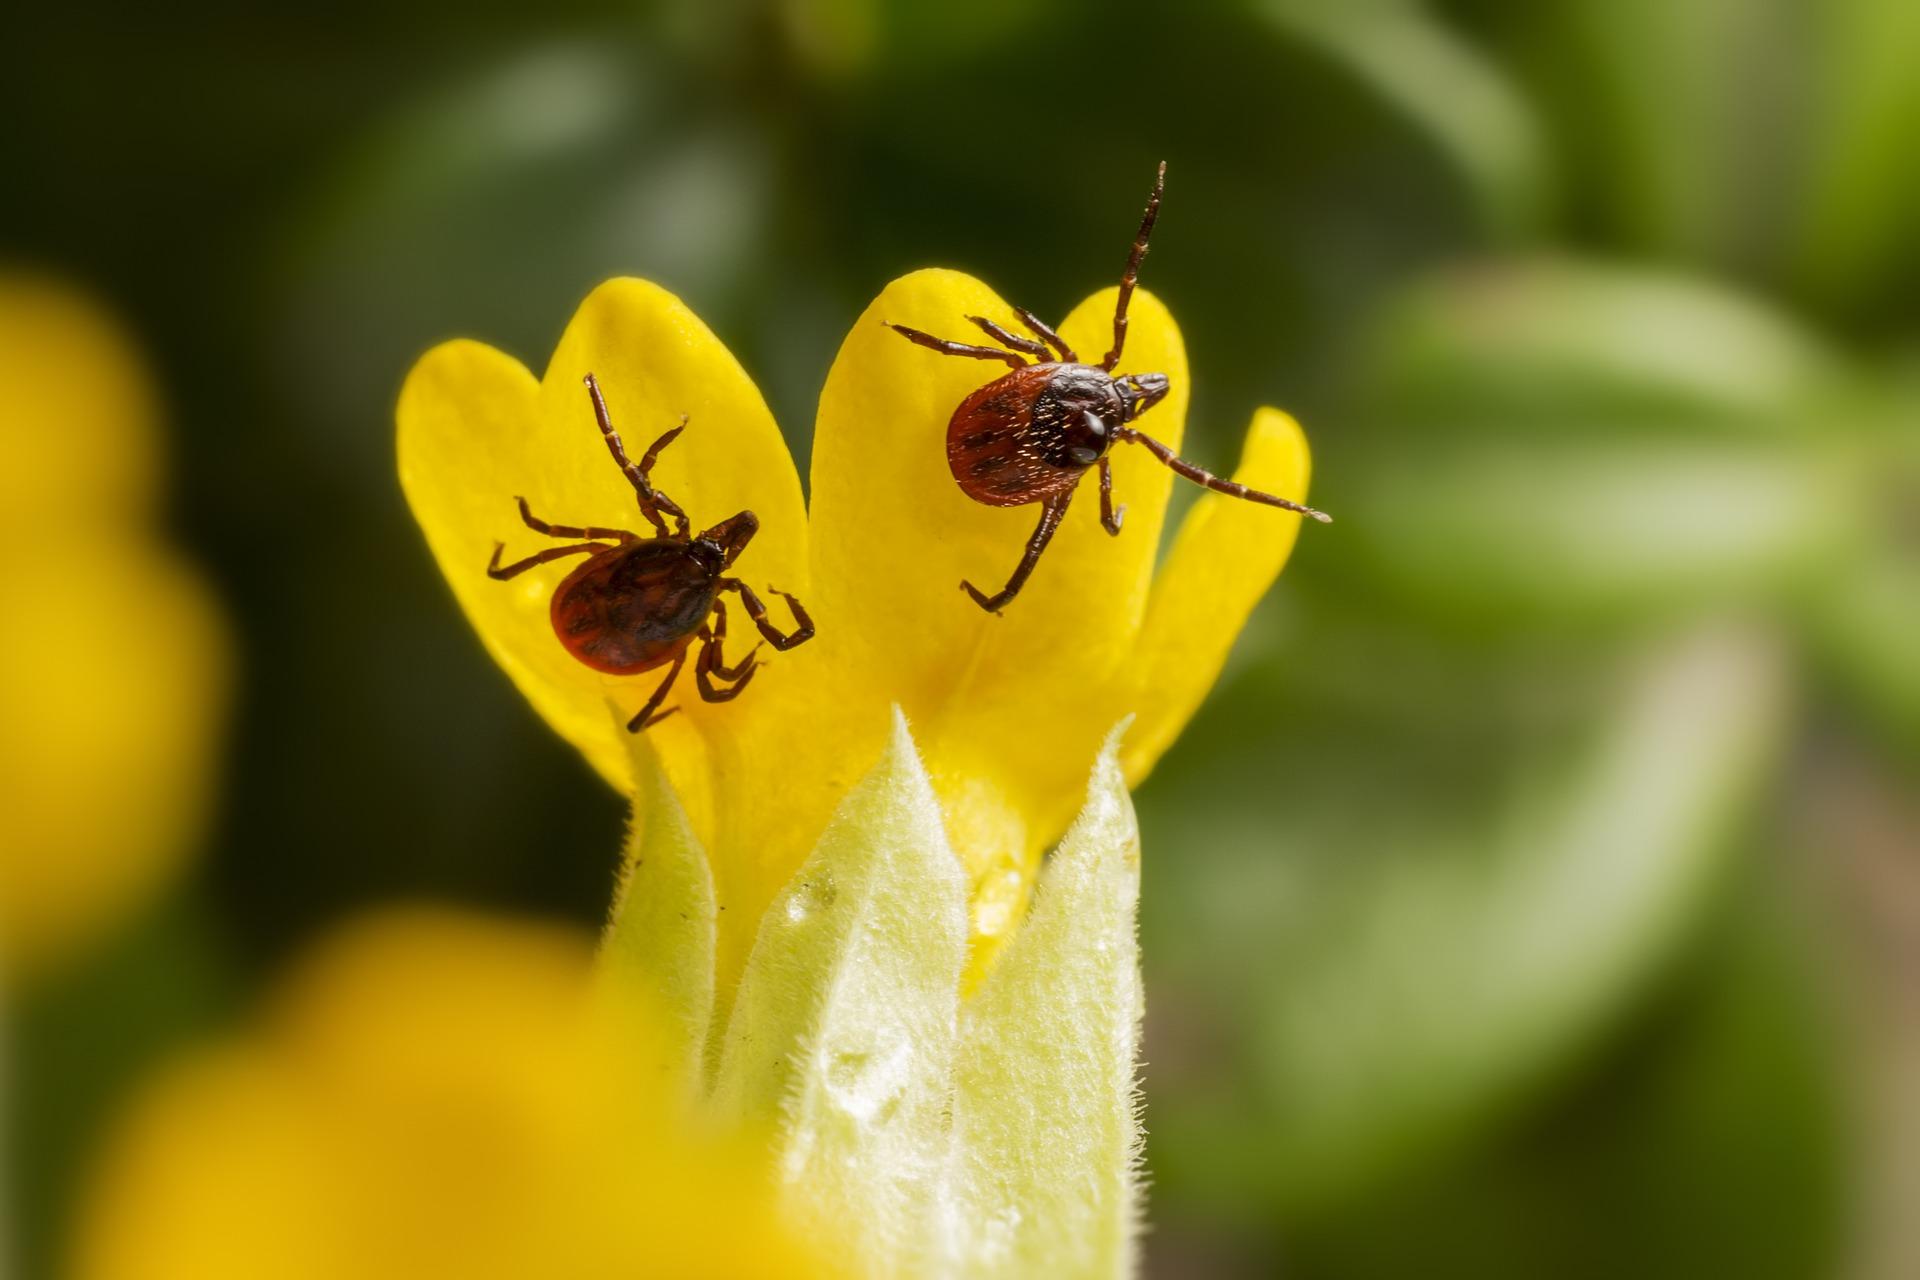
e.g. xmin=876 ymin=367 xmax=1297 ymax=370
xmin=600 ymin=708 xmax=1145 ymax=1279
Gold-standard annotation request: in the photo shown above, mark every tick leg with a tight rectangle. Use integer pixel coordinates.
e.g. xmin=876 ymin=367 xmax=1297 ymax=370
xmin=695 ymin=629 xmax=759 ymax=703
xmin=1098 ymin=457 xmax=1126 ymax=535
xmin=583 ymin=373 xmax=691 ymax=537
xmin=626 ymin=649 xmax=688 ymax=732
xmin=720 ymin=581 xmax=815 ymax=651
xmin=1101 ymin=161 xmax=1166 ymax=373
xmin=963 ymin=493 xmax=1070 ymax=614
xmin=967 ymin=315 xmax=1050 ymax=361
xmin=486 ymin=541 xmax=613 ymax=580
xmin=636 ymin=419 xmax=692 ymax=537
xmin=1115 ymin=426 xmax=1332 ymax=523
xmin=638 ymin=417 xmax=686 ymax=473
xmin=887 ymin=324 xmax=1027 ymax=369
xmin=1013 ymin=306 xmax=1078 ymax=363
xmin=514 ymin=497 xmax=633 ymax=542
xmin=699 ymin=601 xmax=762 ymax=681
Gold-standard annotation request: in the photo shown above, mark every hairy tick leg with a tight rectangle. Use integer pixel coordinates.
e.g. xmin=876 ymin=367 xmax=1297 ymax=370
xmin=1013 ymin=306 xmax=1077 ymax=363
xmin=1116 ymin=426 xmax=1331 ymax=522
xmin=887 ymin=323 xmax=1027 ymax=369
xmin=721 ymin=580 xmax=815 ymax=650
xmin=627 ymin=648 xmax=689 ymax=732
xmin=514 ymin=496 xmax=632 ymax=542
xmin=1097 ymin=457 xmax=1125 ymax=535
xmin=1101 ymin=161 xmax=1166 ymax=373
xmin=487 ymin=541 xmax=613 ymax=580
xmin=962 ymin=493 xmax=1071 ymax=614
xmin=967 ymin=315 xmax=1051 ymax=361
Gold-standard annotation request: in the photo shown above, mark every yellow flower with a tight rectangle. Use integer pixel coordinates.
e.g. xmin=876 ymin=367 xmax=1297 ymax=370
xmin=69 ymin=908 xmax=827 ymax=1280
xmin=0 ymin=277 xmax=228 ymax=979
xmin=398 ymin=270 xmax=1312 ymax=989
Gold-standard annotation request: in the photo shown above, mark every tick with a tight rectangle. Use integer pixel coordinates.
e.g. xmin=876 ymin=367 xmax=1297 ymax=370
xmin=486 ymin=373 xmax=814 ymax=731
xmin=889 ymin=161 xmax=1330 ymax=614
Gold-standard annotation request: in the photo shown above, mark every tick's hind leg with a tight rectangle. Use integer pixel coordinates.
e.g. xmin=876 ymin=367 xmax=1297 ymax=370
xmin=1114 ymin=426 xmax=1331 ymax=523
xmin=887 ymin=324 xmax=1027 ymax=369
xmin=721 ymin=581 xmax=815 ymax=651
xmin=963 ymin=493 xmax=1070 ymax=614
xmin=514 ymin=497 xmax=633 ymax=542
xmin=627 ymin=649 xmax=688 ymax=732
xmin=582 ymin=373 xmax=692 ymax=537
xmin=694 ymin=628 xmax=758 ymax=703
xmin=1097 ymin=457 xmax=1125 ymax=535
xmin=487 ymin=541 xmax=613 ymax=580
xmin=700 ymin=601 xmax=762 ymax=680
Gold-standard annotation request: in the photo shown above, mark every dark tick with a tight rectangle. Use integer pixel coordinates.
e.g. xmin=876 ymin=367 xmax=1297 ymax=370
xmin=888 ymin=161 xmax=1330 ymax=614
xmin=486 ymin=373 xmax=814 ymax=731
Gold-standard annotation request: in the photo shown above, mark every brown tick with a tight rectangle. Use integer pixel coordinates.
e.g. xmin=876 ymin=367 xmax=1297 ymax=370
xmin=486 ymin=373 xmax=814 ymax=731
xmin=889 ymin=161 xmax=1330 ymax=614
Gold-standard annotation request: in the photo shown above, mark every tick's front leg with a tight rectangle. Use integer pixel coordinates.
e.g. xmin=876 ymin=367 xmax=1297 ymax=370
xmin=583 ymin=374 xmax=691 ymax=537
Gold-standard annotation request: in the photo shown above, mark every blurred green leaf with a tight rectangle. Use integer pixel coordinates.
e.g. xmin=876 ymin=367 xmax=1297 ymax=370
xmin=1793 ymin=0 xmax=1920 ymax=317
xmin=1144 ymin=620 xmax=1790 ymax=1215
xmin=1357 ymin=258 xmax=1842 ymax=428
xmin=850 ymin=0 xmax=1035 ymax=72
xmin=9 ymin=891 xmax=237 ymax=1280
xmin=279 ymin=43 xmax=775 ymax=480
xmin=1808 ymin=399 xmax=1920 ymax=764
xmin=1507 ymin=0 xmax=1801 ymax=272
xmin=1276 ymin=842 xmax=1848 ymax=1280
xmin=1316 ymin=259 xmax=1853 ymax=625
xmin=1816 ymin=545 xmax=1920 ymax=764
xmin=1253 ymin=0 xmax=1546 ymax=237
xmin=1797 ymin=376 xmax=1920 ymax=767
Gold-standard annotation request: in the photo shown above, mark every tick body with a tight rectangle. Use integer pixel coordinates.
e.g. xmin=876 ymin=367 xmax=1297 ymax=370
xmin=891 ymin=161 xmax=1330 ymax=614
xmin=549 ymin=538 xmax=725 ymax=676
xmin=486 ymin=373 xmax=813 ymax=731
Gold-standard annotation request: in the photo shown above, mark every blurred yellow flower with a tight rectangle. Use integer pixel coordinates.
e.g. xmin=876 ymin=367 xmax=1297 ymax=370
xmin=69 ymin=908 xmax=827 ymax=1280
xmin=0 ymin=278 xmax=227 ymax=979
xmin=398 ymin=271 xmax=1312 ymax=988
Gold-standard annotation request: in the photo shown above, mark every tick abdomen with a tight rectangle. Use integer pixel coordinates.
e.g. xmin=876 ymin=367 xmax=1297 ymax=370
xmin=947 ymin=363 xmax=1121 ymax=506
xmin=550 ymin=540 xmax=719 ymax=675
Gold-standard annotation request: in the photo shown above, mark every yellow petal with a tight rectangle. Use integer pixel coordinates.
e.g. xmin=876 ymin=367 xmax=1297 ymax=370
xmin=397 ymin=279 xmax=809 ymax=821
xmin=71 ymin=909 xmax=828 ymax=1280
xmin=1120 ymin=407 xmax=1314 ymax=784
xmin=809 ymin=271 xmax=1187 ymax=713
xmin=808 ymin=269 xmax=1027 ymax=712
xmin=0 ymin=276 xmax=160 ymax=526
xmin=808 ymin=270 xmax=1189 ymax=967
xmin=539 ymin=281 xmax=809 ymax=597
xmin=0 ymin=543 xmax=227 ymax=978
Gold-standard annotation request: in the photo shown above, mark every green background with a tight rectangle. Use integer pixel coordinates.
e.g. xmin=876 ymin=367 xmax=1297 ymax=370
xmin=8 ymin=1 xmax=1918 ymax=1276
